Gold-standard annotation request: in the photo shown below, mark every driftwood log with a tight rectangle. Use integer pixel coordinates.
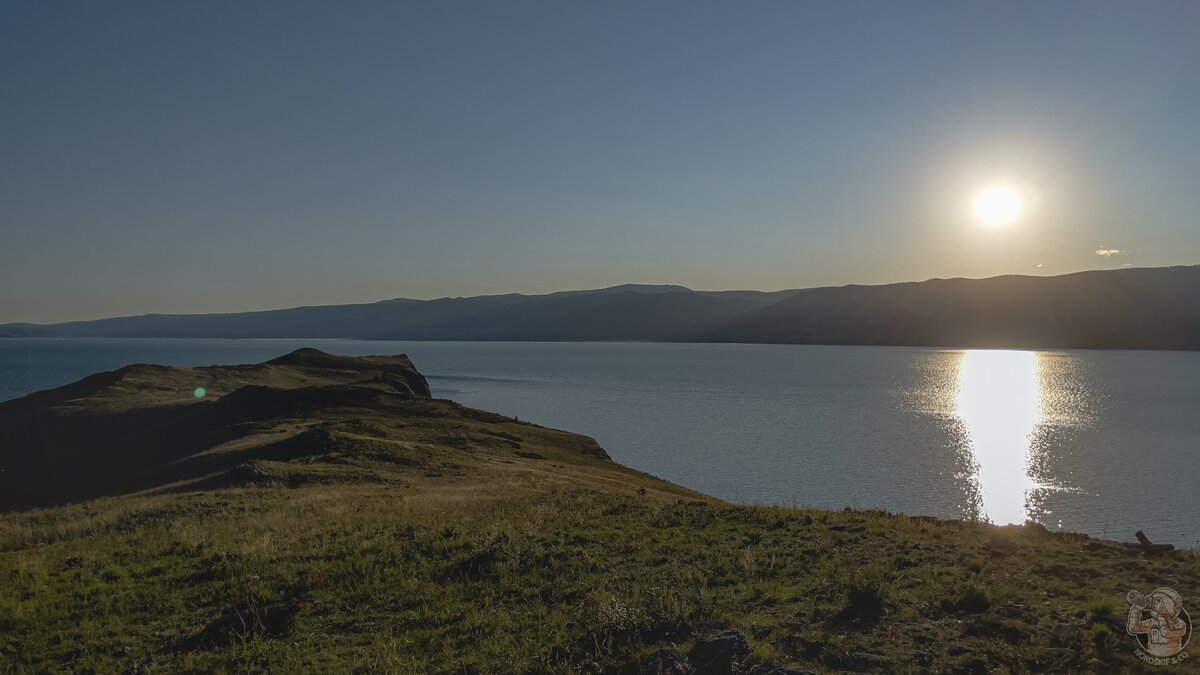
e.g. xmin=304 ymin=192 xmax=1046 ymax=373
xmin=1128 ymin=530 xmax=1175 ymax=555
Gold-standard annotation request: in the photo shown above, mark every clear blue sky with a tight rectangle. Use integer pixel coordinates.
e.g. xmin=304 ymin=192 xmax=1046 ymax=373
xmin=2 ymin=1 xmax=1198 ymax=323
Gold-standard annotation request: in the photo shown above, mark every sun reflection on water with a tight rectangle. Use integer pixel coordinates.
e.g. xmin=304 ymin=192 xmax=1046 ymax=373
xmin=955 ymin=350 xmax=1045 ymax=525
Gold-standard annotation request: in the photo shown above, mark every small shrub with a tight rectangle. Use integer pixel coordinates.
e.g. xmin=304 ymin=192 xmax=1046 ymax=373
xmin=1085 ymin=598 xmax=1118 ymax=624
xmin=944 ymin=582 xmax=991 ymax=614
xmin=1088 ymin=623 xmax=1116 ymax=652
xmin=830 ymin=576 xmax=889 ymax=628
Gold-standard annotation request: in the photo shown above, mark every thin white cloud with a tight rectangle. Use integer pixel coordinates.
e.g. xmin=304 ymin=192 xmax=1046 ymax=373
xmin=1095 ymin=248 xmax=1124 ymax=257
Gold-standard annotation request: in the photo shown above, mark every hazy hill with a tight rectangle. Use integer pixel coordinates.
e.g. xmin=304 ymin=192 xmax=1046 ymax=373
xmin=0 ymin=285 xmax=796 ymax=341
xmin=3 ymin=265 xmax=1199 ymax=349
xmin=705 ymin=265 xmax=1200 ymax=350
xmin=0 ymin=323 xmax=53 ymax=338
xmin=374 ymin=290 xmax=787 ymax=341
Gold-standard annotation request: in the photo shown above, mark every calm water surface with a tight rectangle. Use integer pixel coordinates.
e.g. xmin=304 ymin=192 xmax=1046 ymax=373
xmin=2 ymin=339 xmax=1198 ymax=545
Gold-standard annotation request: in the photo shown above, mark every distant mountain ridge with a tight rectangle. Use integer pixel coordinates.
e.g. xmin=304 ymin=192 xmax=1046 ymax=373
xmin=704 ymin=265 xmax=1200 ymax=350
xmin=3 ymin=265 xmax=1199 ymax=350
xmin=0 ymin=284 xmax=798 ymax=341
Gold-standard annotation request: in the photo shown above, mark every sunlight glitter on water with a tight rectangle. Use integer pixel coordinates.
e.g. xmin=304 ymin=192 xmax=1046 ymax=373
xmin=954 ymin=350 xmax=1044 ymax=525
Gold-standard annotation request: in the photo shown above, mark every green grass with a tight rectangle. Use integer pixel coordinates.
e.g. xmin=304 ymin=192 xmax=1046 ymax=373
xmin=3 ymin=481 xmax=1196 ymax=673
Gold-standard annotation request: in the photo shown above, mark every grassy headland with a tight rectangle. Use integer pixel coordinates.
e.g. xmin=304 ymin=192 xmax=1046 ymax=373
xmin=1 ymin=350 xmax=1195 ymax=673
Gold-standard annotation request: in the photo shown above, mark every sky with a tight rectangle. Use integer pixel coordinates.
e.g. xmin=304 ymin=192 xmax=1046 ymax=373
xmin=2 ymin=1 xmax=1199 ymax=323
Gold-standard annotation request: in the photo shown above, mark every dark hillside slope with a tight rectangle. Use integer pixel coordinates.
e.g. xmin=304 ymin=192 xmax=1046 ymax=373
xmin=705 ymin=265 xmax=1200 ymax=350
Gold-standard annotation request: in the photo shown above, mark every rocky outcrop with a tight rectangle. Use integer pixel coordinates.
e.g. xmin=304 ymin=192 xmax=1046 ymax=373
xmin=267 ymin=348 xmax=431 ymax=397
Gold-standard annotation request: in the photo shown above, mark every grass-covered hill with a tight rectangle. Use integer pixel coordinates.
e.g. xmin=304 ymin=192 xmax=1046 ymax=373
xmin=1 ymin=350 xmax=1197 ymax=673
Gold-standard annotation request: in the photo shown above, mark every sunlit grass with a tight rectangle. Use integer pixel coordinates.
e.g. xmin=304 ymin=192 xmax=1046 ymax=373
xmin=3 ymin=481 xmax=1197 ymax=673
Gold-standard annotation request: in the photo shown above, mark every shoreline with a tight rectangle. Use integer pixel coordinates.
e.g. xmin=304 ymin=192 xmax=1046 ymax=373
xmin=2 ymin=350 xmax=1198 ymax=671
xmin=2 ymin=341 xmax=1200 ymax=547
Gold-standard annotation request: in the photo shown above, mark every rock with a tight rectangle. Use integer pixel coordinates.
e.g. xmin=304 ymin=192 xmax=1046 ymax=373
xmin=268 ymin=348 xmax=431 ymax=397
xmin=1023 ymin=521 xmax=1051 ymax=535
xmin=181 ymin=603 xmax=299 ymax=649
xmin=689 ymin=629 xmax=751 ymax=675
xmin=840 ymin=652 xmax=891 ymax=671
xmin=748 ymin=661 xmax=817 ymax=675
xmin=960 ymin=657 xmax=988 ymax=674
xmin=985 ymin=536 xmax=1017 ymax=554
xmin=638 ymin=649 xmax=689 ymax=675
xmin=1042 ymin=647 xmax=1077 ymax=664
xmin=1052 ymin=623 xmax=1076 ymax=643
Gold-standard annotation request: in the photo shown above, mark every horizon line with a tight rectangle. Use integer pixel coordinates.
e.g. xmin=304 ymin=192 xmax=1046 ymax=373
xmin=4 ymin=262 xmax=1193 ymax=328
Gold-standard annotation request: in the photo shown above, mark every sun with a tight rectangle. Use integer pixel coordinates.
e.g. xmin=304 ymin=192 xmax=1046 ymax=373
xmin=975 ymin=186 xmax=1022 ymax=226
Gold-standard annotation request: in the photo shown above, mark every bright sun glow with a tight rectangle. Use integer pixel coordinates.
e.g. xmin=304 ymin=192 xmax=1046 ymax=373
xmin=974 ymin=186 xmax=1022 ymax=225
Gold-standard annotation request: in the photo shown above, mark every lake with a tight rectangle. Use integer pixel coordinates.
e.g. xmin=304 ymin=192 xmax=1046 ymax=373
xmin=2 ymin=338 xmax=1198 ymax=545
